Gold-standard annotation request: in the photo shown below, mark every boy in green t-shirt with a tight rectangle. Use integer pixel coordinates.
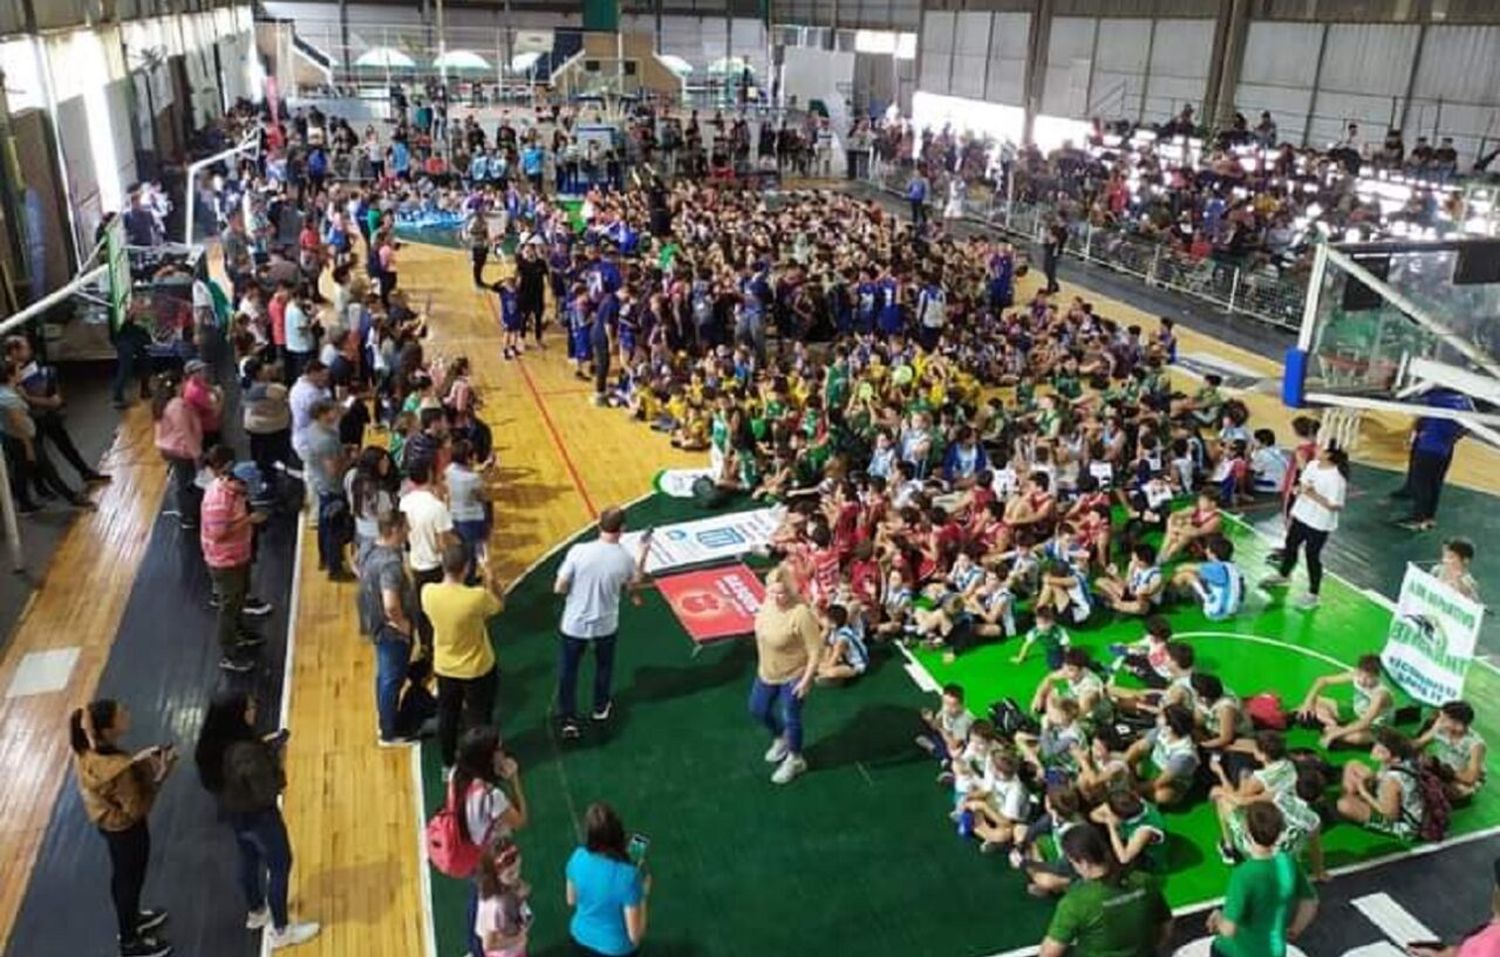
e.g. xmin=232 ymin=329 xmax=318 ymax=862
xmin=1208 ymin=802 xmax=1319 ymax=957
xmin=1042 ymin=823 xmax=1172 ymax=957
xmin=1012 ymin=605 xmax=1071 ymax=669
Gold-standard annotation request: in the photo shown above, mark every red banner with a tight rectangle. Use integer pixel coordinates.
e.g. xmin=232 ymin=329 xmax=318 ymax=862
xmin=656 ymin=564 xmax=765 ymax=644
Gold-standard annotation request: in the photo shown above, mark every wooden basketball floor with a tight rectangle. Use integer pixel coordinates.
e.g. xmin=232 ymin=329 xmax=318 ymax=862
xmin=1 ymin=226 xmax=1499 ymax=957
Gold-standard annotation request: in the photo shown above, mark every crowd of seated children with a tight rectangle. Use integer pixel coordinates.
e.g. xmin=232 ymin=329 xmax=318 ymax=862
xmin=536 ymin=178 xmax=1489 ymax=894
xmin=1209 ymin=730 xmax=1329 ymax=877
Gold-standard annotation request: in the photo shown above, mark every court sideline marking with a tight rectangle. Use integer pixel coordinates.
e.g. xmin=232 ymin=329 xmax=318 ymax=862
xmin=514 ymin=356 xmax=599 ymax=517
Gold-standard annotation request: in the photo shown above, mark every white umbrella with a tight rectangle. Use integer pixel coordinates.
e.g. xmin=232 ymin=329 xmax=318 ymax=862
xmin=433 ymin=49 xmax=490 ymax=71
xmin=707 ymin=56 xmax=749 ymax=75
xmin=658 ymin=54 xmax=693 ymax=76
xmin=355 ymin=47 xmax=416 ymax=70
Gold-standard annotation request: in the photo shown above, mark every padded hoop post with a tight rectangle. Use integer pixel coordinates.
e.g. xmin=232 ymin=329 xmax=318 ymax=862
xmin=1282 ymin=347 xmax=1308 ymax=408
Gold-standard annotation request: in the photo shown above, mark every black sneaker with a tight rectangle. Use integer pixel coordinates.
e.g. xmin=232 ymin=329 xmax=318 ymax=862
xmin=218 ymin=656 xmax=255 ymax=674
xmin=119 ymin=936 xmax=173 ymax=957
xmin=328 ymin=568 xmax=356 ymax=583
xmin=232 ymin=633 xmax=267 ymax=649
xmin=1217 ymin=840 xmax=1241 ymax=865
xmin=243 ymin=597 xmax=274 ymax=617
xmin=134 ymin=909 xmax=169 ymax=934
xmin=591 ymin=701 xmax=614 ymax=722
xmin=560 ymin=719 xmax=582 ymax=740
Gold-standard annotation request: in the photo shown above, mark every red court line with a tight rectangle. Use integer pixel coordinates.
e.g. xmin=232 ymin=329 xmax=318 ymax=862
xmin=515 ymin=357 xmax=599 ymax=517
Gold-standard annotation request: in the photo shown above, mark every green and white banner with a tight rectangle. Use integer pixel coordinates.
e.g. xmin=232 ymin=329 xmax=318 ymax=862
xmin=1380 ymin=563 xmax=1484 ymax=707
xmin=652 ymin=468 xmax=715 ymax=499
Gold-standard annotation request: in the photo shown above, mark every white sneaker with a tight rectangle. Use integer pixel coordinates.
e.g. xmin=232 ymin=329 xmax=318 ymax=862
xmin=268 ymin=922 xmax=321 ymax=949
xmin=1294 ymin=593 xmax=1321 ymax=610
xmin=764 ymin=737 xmax=790 ymax=764
xmin=770 ymin=753 xmax=807 ymax=785
xmin=246 ymin=907 xmax=271 ymax=930
xmin=1259 ymin=574 xmax=1290 ymax=590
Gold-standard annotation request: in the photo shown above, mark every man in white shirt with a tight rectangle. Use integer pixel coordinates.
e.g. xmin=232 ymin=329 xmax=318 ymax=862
xmin=288 ymin=360 xmax=332 ymax=466
xmin=399 ymin=460 xmax=456 ymax=649
xmin=553 ymin=505 xmax=648 ymax=739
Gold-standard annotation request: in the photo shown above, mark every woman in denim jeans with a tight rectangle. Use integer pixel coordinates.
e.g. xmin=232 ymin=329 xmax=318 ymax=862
xmin=749 ymin=566 xmax=822 ymax=786
xmin=194 ymin=691 xmax=321 ymax=949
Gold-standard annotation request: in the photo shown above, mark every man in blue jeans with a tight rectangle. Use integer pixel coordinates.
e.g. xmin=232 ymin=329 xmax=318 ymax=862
xmin=554 ymin=506 xmax=649 ymax=740
xmin=303 ymin=399 xmax=354 ymax=581
xmin=357 ymin=510 xmax=424 ymax=745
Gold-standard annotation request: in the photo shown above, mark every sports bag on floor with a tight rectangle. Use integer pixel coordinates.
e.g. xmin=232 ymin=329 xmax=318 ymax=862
xmin=1246 ymin=692 xmax=1288 ymax=730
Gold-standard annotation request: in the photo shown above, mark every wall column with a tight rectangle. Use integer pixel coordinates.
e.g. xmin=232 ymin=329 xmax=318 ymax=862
xmin=1205 ymin=0 xmax=1252 ymax=129
xmin=338 ymin=0 xmax=350 ymax=81
xmin=1021 ymin=0 xmax=1056 ymax=145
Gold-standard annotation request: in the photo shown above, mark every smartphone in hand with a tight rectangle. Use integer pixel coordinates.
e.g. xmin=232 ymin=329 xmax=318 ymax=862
xmin=627 ymin=833 xmax=650 ymax=865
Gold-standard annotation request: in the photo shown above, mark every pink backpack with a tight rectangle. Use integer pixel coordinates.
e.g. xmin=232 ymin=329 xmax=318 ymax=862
xmin=426 ymin=780 xmax=486 ymax=879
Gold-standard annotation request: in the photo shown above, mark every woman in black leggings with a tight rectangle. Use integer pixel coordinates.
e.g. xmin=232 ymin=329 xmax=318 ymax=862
xmin=70 ymin=699 xmax=177 ymax=957
xmin=1263 ymin=445 xmax=1349 ymax=611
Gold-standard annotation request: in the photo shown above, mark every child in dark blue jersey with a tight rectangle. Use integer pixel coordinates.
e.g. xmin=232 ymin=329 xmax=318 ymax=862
xmin=565 ymin=286 xmax=592 ymax=379
xmin=495 ymin=277 xmax=522 ymax=360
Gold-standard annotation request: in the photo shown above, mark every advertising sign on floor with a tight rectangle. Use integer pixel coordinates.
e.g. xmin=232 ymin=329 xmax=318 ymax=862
xmin=622 ymin=507 xmax=782 ymax=574
xmin=656 ymin=564 xmax=766 ymax=643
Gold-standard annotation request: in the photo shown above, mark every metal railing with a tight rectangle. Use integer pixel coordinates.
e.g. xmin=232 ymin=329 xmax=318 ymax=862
xmin=861 ymin=166 xmax=1307 ymax=332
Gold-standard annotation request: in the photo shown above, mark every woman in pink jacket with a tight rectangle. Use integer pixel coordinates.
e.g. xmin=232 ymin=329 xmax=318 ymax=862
xmin=152 ymin=371 xmax=204 ymax=529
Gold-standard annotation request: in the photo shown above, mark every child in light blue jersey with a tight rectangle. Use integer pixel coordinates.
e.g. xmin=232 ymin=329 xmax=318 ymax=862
xmin=1170 ymin=534 xmax=1244 ymax=621
xmin=816 ymin=604 xmax=869 ymax=684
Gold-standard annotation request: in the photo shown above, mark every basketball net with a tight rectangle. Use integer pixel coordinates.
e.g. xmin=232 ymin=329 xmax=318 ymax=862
xmin=1317 ymin=406 xmax=1363 ymax=455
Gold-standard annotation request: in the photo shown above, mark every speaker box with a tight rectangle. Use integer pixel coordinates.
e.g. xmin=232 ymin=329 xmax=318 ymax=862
xmin=1341 ymin=252 xmax=1392 ymax=311
xmin=1455 ymin=240 xmax=1500 ymax=285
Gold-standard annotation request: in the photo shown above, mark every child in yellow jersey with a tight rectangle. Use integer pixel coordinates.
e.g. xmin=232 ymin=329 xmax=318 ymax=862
xmin=671 ymin=403 xmax=710 ymax=451
xmin=664 ymin=391 xmax=690 ymax=430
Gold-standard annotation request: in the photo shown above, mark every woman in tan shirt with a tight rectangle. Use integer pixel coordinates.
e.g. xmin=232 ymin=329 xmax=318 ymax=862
xmin=751 ymin=565 xmax=822 ymax=785
xmin=70 ymin=699 xmax=178 ymax=957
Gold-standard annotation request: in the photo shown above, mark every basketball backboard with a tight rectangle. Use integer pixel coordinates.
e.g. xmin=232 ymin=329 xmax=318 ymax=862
xmin=1283 ymin=237 xmax=1500 ymax=446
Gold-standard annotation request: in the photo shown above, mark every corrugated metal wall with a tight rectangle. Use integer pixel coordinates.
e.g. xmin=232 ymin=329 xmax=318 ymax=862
xmin=1231 ymin=19 xmax=1500 ymax=157
xmin=780 ymin=0 xmax=922 ymax=32
xmin=985 ymin=11 xmax=1029 ymax=104
xmin=1406 ymin=25 xmax=1500 ymax=158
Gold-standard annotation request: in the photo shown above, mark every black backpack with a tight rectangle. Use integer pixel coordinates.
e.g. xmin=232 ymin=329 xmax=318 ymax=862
xmin=988 ymin=698 xmax=1038 ymax=739
xmin=692 ymin=476 xmax=730 ymax=510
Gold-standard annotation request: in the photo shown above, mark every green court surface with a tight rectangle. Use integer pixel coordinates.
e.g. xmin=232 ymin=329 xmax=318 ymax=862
xmin=421 ymin=486 xmax=1500 ymax=957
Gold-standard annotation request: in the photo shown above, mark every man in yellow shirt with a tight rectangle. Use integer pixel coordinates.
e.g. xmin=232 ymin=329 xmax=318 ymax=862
xmin=421 ymin=543 xmax=505 ymax=771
